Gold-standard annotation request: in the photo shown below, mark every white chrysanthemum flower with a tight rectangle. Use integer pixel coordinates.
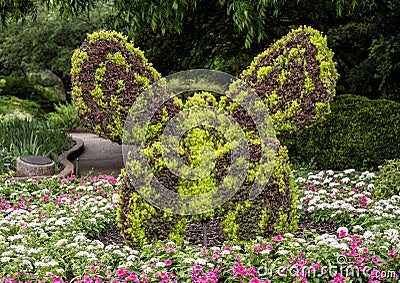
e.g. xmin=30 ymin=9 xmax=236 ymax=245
xmin=356 ymin=182 xmax=365 ymax=188
xmin=363 ymin=231 xmax=375 ymax=240
xmin=283 ymin=233 xmax=294 ymax=238
xmin=48 ymin=260 xmax=58 ymax=267
xmin=182 ymin=258 xmax=196 ymax=264
xmin=92 ymin=240 xmax=105 ymax=249
xmin=260 ymin=249 xmax=271 ymax=255
xmin=306 ymin=244 xmax=317 ymax=250
xmin=13 ymin=245 xmax=25 ymax=253
xmin=277 ymin=249 xmax=289 ymax=255
xmin=66 ymin=243 xmax=79 ymax=249
xmin=231 ymin=245 xmax=241 ymax=251
xmin=156 ymin=262 xmax=166 ymax=268
xmin=22 ymin=259 xmax=32 ymax=267
xmin=195 ymin=258 xmax=208 ymax=265
xmin=221 ymin=250 xmax=230 ymax=255
xmin=8 ymin=234 xmax=24 ymax=241
xmin=1 ymin=251 xmax=13 ymax=257
xmin=1 ymin=257 xmax=11 ymax=263
xmin=295 ymin=177 xmax=307 ymax=183
xmin=288 ymin=242 xmax=301 ymax=248
xmin=45 ymin=218 xmax=57 ymax=225
xmin=75 ymin=251 xmax=90 ymax=257
xmin=34 ymin=261 xmax=48 ymax=267
xmin=337 ymin=243 xmax=349 ymax=250
xmin=74 ymin=235 xmax=87 ymax=242
xmin=55 ymin=239 xmax=68 ymax=247
xmin=113 ymin=250 xmax=125 ymax=257
xmin=344 ymin=169 xmax=355 ymax=174
xmin=352 ymin=225 xmax=363 ymax=233
xmin=126 ymin=254 xmax=137 ymax=262
xmin=366 ymin=172 xmax=375 ymax=179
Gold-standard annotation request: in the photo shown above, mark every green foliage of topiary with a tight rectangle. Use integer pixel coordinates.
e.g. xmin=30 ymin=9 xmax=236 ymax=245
xmin=71 ymin=29 xmax=161 ymax=143
xmin=117 ymin=92 xmax=298 ymax=247
xmin=280 ymin=94 xmax=400 ymax=171
xmin=241 ymin=26 xmax=339 ymax=135
xmin=218 ymin=139 xmax=298 ymax=242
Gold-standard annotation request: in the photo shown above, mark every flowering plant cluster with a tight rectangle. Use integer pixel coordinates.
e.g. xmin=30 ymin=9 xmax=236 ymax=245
xmin=296 ymin=169 xmax=400 ymax=229
xmin=0 ymin=170 xmax=399 ymax=282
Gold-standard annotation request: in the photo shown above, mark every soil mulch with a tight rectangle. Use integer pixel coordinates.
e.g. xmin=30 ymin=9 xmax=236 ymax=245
xmin=88 ymin=218 xmax=338 ymax=248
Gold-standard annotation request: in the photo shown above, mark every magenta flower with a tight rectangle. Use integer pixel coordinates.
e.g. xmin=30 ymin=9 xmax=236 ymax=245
xmin=388 ymin=248 xmax=396 ymax=256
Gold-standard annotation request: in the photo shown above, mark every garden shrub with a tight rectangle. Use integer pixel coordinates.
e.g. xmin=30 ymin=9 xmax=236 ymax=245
xmin=71 ymin=29 xmax=161 ymax=143
xmin=117 ymin=92 xmax=298 ymax=247
xmin=0 ymin=76 xmax=64 ymax=103
xmin=0 ymin=76 xmax=40 ymax=100
xmin=0 ymin=95 xmax=44 ymax=121
xmin=0 ymin=119 xmax=73 ymax=174
xmin=373 ymin=159 xmax=400 ymax=200
xmin=46 ymin=102 xmax=81 ymax=130
xmin=280 ymin=94 xmax=400 ymax=171
xmin=241 ymin=26 xmax=339 ymax=135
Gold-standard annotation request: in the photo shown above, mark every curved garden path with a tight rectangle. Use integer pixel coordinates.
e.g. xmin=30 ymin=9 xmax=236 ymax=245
xmin=69 ymin=132 xmax=124 ymax=177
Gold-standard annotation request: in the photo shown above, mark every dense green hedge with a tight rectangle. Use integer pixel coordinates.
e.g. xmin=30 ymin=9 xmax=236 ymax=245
xmin=280 ymin=94 xmax=400 ymax=171
xmin=0 ymin=96 xmax=44 ymax=121
xmin=0 ymin=76 xmax=63 ymax=102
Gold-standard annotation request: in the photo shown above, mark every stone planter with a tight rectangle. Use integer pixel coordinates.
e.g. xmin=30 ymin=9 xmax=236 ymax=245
xmin=16 ymin=155 xmax=55 ymax=177
xmin=12 ymin=138 xmax=84 ymax=181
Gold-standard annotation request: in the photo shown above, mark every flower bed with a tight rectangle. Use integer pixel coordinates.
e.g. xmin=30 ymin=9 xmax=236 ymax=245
xmin=0 ymin=170 xmax=399 ymax=282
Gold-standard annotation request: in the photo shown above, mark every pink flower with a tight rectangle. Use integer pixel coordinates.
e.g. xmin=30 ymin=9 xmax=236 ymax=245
xmin=388 ymin=248 xmax=396 ymax=256
xmin=165 ymin=259 xmax=172 ymax=266
xmin=116 ymin=268 xmax=126 ymax=278
xmin=52 ymin=276 xmax=63 ymax=283
xmin=273 ymin=235 xmax=283 ymax=242
xmin=372 ymin=256 xmax=379 ymax=264
xmin=349 ymin=249 xmax=358 ymax=257
xmin=82 ymin=275 xmax=92 ymax=283
xmin=250 ymin=278 xmax=262 ymax=283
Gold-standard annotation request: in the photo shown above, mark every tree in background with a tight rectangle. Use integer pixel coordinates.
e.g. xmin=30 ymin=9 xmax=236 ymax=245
xmin=0 ymin=3 xmax=111 ymax=95
xmin=0 ymin=0 xmax=399 ymax=102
